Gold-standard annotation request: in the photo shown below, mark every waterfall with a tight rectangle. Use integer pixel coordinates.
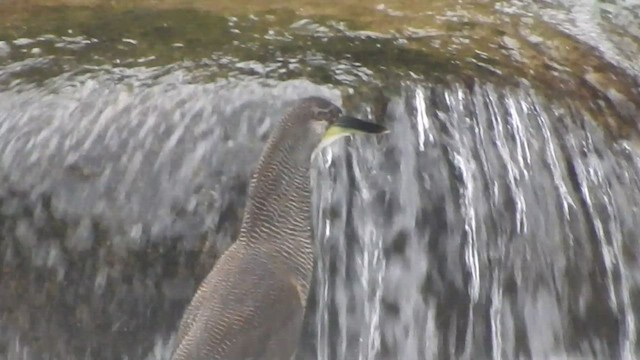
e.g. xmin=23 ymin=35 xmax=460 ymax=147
xmin=1 ymin=69 xmax=638 ymax=359
xmin=312 ymin=82 xmax=640 ymax=360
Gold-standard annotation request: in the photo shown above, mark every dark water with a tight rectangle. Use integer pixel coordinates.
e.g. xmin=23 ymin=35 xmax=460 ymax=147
xmin=0 ymin=1 xmax=639 ymax=359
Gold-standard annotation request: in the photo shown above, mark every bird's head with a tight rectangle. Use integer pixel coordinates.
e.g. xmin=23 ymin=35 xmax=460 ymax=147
xmin=280 ymin=97 xmax=387 ymax=161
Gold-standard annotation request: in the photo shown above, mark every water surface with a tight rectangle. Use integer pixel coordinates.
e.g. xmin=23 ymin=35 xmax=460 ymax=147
xmin=0 ymin=1 xmax=639 ymax=359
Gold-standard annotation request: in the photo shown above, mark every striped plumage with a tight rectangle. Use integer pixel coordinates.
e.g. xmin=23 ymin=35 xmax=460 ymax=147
xmin=171 ymin=97 xmax=342 ymax=360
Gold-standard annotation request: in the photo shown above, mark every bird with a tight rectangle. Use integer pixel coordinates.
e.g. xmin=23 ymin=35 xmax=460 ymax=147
xmin=171 ymin=96 xmax=387 ymax=360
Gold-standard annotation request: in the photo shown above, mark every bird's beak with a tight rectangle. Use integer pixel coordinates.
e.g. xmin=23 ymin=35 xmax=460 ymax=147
xmin=312 ymin=115 xmax=388 ymax=161
xmin=331 ymin=115 xmax=388 ymax=136
xmin=321 ymin=115 xmax=388 ymax=144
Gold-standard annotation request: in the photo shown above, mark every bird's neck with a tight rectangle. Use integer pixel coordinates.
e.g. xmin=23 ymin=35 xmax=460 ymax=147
xmin=238 ymin=125 xmax=317 ymax=293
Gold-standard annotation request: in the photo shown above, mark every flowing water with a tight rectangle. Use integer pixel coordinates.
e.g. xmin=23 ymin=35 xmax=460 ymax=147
xmin=0 ymin=1 xmax=639 ymax=360
xmin=312 ymin=83 xmax=640 ymax=360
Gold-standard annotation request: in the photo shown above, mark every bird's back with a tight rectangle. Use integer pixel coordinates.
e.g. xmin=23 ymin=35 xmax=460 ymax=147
xmin=172 ymin=241 xmax=305 ymax=360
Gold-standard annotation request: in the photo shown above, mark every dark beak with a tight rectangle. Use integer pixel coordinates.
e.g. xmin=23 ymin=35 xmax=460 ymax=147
xmin=334 ymin=115 xmax=388 ymax=134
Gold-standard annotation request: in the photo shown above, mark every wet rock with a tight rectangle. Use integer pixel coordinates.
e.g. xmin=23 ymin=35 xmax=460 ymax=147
xmin=585 ymin=71 xmax=639 ymax=129
xmin=0 ymin=41 xmax=9 ymax=57
xmin=66 ymin=217 xmax=94 ymax=252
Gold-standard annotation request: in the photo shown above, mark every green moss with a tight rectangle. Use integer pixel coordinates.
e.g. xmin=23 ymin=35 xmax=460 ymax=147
xmin=0 ymin=6 xmax=462 ymax=88
xmin=0 ymin=4 xmax=638 ymax=137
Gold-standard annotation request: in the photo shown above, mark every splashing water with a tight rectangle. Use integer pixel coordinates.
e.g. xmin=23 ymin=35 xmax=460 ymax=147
xmin=311 ymin=82 xmax=640 ymax=360
xmin=1 ymin=66 xmax=639 ymax=359
xmin=1 ymin=1 xmax=639 ymax=359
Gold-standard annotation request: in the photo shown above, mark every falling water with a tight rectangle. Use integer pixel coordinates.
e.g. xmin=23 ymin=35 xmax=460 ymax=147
xmin=3 ymin=73 xmax=639 ymax=359
xmin=1 ymin=2 xmax=640 ymax=359
xmin=312 ymin=82 xmax=640 ymax=360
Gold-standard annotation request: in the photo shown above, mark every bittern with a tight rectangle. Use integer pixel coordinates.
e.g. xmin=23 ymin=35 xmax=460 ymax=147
xmin=171 ymin=97 xmax=387 ymax=360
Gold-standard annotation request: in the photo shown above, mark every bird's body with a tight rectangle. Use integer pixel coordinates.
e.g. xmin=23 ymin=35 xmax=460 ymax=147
xmin=172 ymin=243 xmax=306 ymax=360
xmin=171 ymin=97 xmax=386 ymax=360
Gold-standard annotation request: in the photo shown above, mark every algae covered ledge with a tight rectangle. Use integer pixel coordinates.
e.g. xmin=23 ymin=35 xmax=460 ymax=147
xmin=0 ymin=1 xmax=638 ymax=139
